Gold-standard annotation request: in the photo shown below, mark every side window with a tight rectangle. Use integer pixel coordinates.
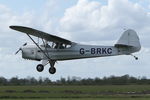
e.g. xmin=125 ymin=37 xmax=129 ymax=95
xmin=52 ymin=43 xmax=72 ymax=49
xmin=59 ymin=43 xmax=65 ymax=49
xmin=66 ymin=44 xmax=71 ymax=48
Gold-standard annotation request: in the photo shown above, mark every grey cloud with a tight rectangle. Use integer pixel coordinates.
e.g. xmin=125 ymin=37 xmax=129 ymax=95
xmin=59 ymin=0 xmax=150 ymax=45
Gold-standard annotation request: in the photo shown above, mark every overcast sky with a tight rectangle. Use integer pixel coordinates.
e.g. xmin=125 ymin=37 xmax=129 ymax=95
xmin=0 ymin=0 xmax=150 ymax=80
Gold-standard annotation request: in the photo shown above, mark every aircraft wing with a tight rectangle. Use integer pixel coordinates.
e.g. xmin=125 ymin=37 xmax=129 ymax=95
xmin=10 ymin=25 xmax=72 ymax=45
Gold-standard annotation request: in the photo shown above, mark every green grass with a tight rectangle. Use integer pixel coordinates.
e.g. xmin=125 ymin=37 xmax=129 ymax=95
xmin=0 ymin=85 xmax=150 ymax=99
xmin=1 ymin=98 xmax=150 ymax=100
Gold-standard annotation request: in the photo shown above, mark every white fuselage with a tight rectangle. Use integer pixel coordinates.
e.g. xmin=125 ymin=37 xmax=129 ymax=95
xmin=21 ymin=43 xmax=137 ymax=61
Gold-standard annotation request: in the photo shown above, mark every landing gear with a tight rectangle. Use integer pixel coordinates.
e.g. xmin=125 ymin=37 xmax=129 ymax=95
xmin=49 ymin=67 xmax=56 ymax=74
xmin=36 ymin=64 xmax=44 ymax=72
xmin=36 ymin=60 xmax=56 ymax=74
xmin=134 ymin=56 xmax=138 ymax=60
xmin=49 ymin=60 xmax=56 ymax=74
xmin=131 ymin=54 xmax=138 ymax=60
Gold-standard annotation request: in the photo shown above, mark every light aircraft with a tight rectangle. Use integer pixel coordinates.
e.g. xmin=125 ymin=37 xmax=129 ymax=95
xmin=10 ymin=26 xmax=141 ymax=74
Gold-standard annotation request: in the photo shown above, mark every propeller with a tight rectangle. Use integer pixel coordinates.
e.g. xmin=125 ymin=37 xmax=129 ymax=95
xmin=15 ymin=48 xmax=22 ymax=55
xmin=15 ymin=43 xmax=27 ymax=55
xmin=23 ymin=42 xmax=27 ymax=46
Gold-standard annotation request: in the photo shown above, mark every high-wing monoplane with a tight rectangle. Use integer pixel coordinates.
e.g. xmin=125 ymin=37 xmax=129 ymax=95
xmin=10 ymin=26 xmax=141 ymax=74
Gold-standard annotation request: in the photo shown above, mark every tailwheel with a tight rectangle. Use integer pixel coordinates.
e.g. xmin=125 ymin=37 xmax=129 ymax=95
xmin=49 ymin=67 xmax=56 ymax=74
xmin=131 ymin=54 xmax=138 ymax=60
xmin=36 ymin=64 xmax=44 ymax=72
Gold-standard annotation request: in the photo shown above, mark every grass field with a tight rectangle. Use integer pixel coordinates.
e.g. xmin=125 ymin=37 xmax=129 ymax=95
xmin=1 ymin=98 xmax=150 ymax=100
xmin=0 ymin=85 xmax=150 ymax=99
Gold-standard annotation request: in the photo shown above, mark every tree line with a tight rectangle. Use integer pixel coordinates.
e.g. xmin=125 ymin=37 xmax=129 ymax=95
xmin=0 ymin=75 xmax=150 ymax=86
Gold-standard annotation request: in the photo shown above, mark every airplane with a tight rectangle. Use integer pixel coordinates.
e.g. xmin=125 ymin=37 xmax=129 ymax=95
xmin=9 ymin=26 xmax=141 ymax=74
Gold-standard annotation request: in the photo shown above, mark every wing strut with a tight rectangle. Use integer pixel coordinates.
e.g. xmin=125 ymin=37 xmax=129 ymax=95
xmin=42 ymin=39 xmax=49 ymax=57
xmin=26 ymin=34 xmax=51 ymax=60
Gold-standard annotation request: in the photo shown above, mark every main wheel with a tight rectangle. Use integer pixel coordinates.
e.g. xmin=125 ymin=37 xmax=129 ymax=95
xmin=49 ymin=67 xmax=56 ymax=74
xmin=36 ymin=64 xmax=44 ymax=72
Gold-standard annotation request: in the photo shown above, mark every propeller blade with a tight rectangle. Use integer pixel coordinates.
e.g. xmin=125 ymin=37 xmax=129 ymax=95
xmin=15 ymin=48 xmax=21 ymax=55
xmin=23 ymin=42 xmax=27 ymax=46
xmin=15 ymin=43 xmax=27 ymax=55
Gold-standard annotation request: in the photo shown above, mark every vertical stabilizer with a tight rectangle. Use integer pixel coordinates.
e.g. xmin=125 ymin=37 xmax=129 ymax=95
xmin=115 ymin=29 xmax=141 ymax=53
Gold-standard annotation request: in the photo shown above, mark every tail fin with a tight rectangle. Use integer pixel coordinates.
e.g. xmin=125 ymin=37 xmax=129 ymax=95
xmin=115 ymin=29 xmax=141 ymax=54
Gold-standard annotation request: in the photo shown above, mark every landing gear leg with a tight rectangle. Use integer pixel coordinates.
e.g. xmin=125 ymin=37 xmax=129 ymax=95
xmin=49 ymin=60 xmax=56 ymax=74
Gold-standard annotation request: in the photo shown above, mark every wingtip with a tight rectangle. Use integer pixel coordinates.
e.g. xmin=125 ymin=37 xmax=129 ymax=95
xmin=9 ymin=25 xmax=24 ymax=30
xmin=9 ymin=25 xmax=29 ymax=29
xmin=9 ymin=25 xmax=16 ymax=29
xmin=9 ymin=25 xmax=13 ymax=29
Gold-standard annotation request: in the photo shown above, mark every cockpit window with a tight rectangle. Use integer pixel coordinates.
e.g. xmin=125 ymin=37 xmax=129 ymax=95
xmin=40 ymin=41 xmax=71 ymax=49
xmin=66 ymin=44 xmax=71 ymax=48
xmin=53 ymin=43 xmax=71 ymax=49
